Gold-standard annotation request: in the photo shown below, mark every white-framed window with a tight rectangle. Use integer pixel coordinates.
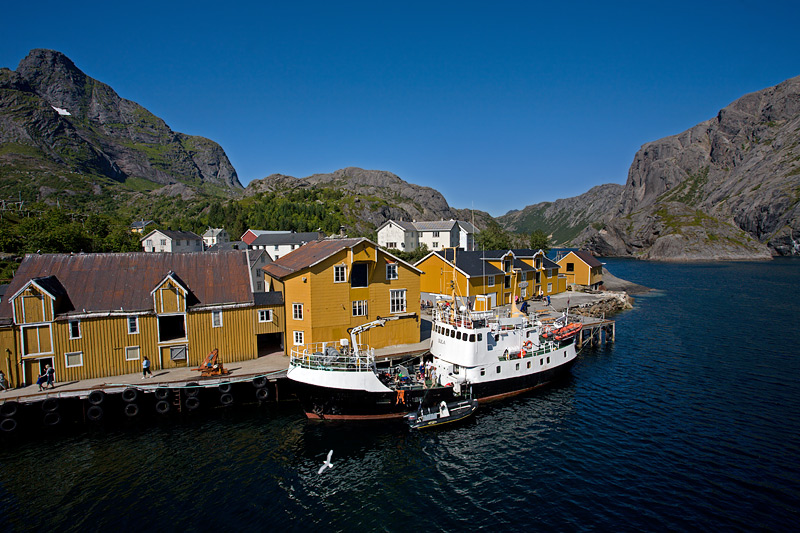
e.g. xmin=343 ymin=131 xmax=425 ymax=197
xmin=487 ymin=275 xmax=495 ymax=287
xmin=65 ymin=351 xmax=83 ymax=368
xmin=521 ymin=288 xmax=527 ymax=298
xmin=212 ymin=310 xmax=223 ymax=328
xmin=68 ymin=320 xmax=81 ymax=339
xmin=258 ymin=309 xmax=273 ymax=322
xmin=293 ymin=330 xmax=304 ymax=345
xmin=390 ymin=289 xmax=407 ymax=313
xmin=386 ymin=242 xmax=397 ymax=249
xmin=145 ymin=239 xmax=153 ymax=247
xmin=160 ymin=239 xmax=167 ymax=246
xmin=256 ymin=281 xmax=263 ymax=291
xmin=521 ymin=272 xmax=527 ymax=282
xmin=128 ymin=316 xmax=139 ymax=335
xmin=547 ymin=283 xmax=553 ymax=293
xmin=292 ymin=303 xmax=303 ymax=320
xmin=334 ymin=265 xmax=347 ymax=283
xmin=125 ymin=346 xmax=140 ymax=361
xmin=352 ymin=300 xmax=368 ymax=317
xmin=433 ymin=231 xmax=440 ymax=237
xmin=274 ymin=245 xmax=279 ymax=251
xmin=432 ymin=242 xmax=439 ymax=248
xmin=386 ymin=264 xmax=398 ymax=280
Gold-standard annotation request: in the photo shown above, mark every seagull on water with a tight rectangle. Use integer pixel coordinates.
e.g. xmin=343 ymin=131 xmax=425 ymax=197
xmin=318 ymin=450 xmax=334 ymax=474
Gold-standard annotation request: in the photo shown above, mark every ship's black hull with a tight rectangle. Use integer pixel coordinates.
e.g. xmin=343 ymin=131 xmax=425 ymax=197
xmin=290 ymin=382 xmax=455 ymax=420
xmin=290 ymin=357 xmax=575 ymax=420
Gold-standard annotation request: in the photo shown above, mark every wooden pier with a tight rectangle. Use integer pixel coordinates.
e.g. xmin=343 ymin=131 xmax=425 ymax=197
xmin=575 ymin=317 xmax=616 ymax=349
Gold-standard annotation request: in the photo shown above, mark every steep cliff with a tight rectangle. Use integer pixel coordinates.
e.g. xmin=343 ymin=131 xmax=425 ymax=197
xmin=578 ymin=75 xmax=800 ymax=259
xmin=0 ymin=49 xmax=241 ymax=204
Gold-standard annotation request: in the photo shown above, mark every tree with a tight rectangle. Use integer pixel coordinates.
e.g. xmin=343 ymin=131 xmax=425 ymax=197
xmin=475 ymin=220 xmax=513 ymax=251
xmin=529 ymin=229 xmax=551 ymax=253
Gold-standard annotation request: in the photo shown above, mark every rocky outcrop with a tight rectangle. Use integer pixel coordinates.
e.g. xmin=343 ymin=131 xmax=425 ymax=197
xmin=245 ymin=167 xmax=468 ymax=231
xmin=578 ymin=75 xmax=800 ymax=259
xmin=498 ymin=183 xmax=624 ymax=245
xmin=0 ymin=49 xmax=241 ymax=200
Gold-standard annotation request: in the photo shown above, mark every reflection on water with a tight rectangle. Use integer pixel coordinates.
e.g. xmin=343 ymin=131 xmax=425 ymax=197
xmin=2 ymin=259 xmax=800 ymax=531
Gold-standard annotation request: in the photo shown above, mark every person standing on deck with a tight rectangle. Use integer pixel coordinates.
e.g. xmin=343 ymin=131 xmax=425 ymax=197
xmin=45 ymin=364 xmax=55 ymax=389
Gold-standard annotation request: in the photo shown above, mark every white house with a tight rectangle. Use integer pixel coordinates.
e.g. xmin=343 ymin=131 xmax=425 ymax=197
xmin=248 ymin=231 xmax=324 ymax=260
xmin=141 ymin=229 xmax=204 ymax=253
xmin=377 ymin=219 xmax=476 ymax=252
xmin=202 ymin=228 xmax=230 ymax=248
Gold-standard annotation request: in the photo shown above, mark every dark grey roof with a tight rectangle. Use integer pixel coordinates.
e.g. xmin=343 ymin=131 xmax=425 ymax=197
xmin=434 ymin=250 xmax=503 ymax=277
xmin=253 ymin=291 xmax=284 ymax=306
xmin=207 ymin=241 xmax=248 ymax=251
xmin=414 ymin=220 xmax=458 ymax=232
xmin=141 ymin=229 xmax=202 ymax=242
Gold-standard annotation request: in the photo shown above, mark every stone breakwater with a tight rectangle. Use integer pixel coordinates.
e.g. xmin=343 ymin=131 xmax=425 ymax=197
xmin=571 ymin=291 xmax=633 ymax=318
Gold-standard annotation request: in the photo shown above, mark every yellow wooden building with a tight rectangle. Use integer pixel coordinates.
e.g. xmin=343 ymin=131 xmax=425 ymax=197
xmin=556 ymin=250 xmax=604 ymax=290
xmin=415 ymin=249 xmax=566 ymax=311
xmin=263 ymin=238 xmax=422 ymax=352
xmin=0 ymin=251 xmax=284 ymax=387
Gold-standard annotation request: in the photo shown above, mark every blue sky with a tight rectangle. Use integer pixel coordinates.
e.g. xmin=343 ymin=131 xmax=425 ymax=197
xmin=2 ymin=1 xmax=799 ymax=216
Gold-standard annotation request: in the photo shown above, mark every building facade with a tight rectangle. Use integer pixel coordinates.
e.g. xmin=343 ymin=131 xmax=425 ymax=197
xmin=248 ymin=231 xmax=324 ymax=260
xmin=263 ymin=238 xmax=422 ymax=353
xmin=141 ymin=229 xmax=204 ymax=253
xmin=556 ymin=251 xmax=604 ymax=290
xmin=376 ymin=220 xmax=476 ymax=252
xmin=0 ymin=252 xmax=284 ymax=387
xmin=415 ymin=249 xmax=566 ymax=310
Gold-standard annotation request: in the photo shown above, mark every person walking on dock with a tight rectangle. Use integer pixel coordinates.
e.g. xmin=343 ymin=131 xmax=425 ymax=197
xmin=142 ymin=356 xmax=152 ymax=379
xmin=45 ymin=364 xmax=55 ymax=389
xmin=0 ymin=370 xmax=8 ymax=391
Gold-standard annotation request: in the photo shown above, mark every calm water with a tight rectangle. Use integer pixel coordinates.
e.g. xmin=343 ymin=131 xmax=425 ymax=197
xmin=2 ymin=259 xmax=799 ymax=532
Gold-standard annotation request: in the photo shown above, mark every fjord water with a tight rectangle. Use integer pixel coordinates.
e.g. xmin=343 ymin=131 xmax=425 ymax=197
xmin=2 ymin=259 xmax=799 ymax=532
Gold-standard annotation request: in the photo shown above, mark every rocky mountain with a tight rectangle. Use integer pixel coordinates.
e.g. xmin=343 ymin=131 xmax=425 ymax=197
xmin=0 ymin=49 xmax=241 ymax=205
xmin=244 ymin=167 xmax=490 ymax=232
xmin=497 ymin=183 xmax=624 ymax=245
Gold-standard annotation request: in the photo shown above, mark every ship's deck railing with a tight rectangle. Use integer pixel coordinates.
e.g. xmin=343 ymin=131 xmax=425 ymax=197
xmin=433 ymin=307 xmax=532 ymax=330
xmin=497 ymin=340 xmax=560 ymax=361
xmin=289 ymin=341 xmax=375 ymax=372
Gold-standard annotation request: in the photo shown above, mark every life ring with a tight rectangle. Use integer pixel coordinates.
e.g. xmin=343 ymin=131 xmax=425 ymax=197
xmin=155 ymin=400 xmax=171 ymax=414
xmin=184 ymin=383 xmax=200 ymax=398
xmin=220 ymin=393 xmax=233 ymax=406
xmin=524 ymin=340 xmax=533 ymax=349
xmin=88 ymin=390 xmax=105 ymax=405
xmin=185 ymin=396 xmax=200 ymax=411
xmin=124 ymin=403 xmax=140 ymax=417
xmin=252 ymin=376 xmax=267 ymax=388
xmin=1 ymin=401 xmax=19 ymax=418
xmin=122 ymin=387 xmax=138 ymax=403
xmin=218 ymin=383 xmax=232 ymax=394
xmin=0 ymin=417 xmax=17 ymax=433
xmin=43 ymin=411 xmax=61 ymax=426
xmin=41 ymin=398 xmax=59 ymax=412
xmin=255 ymin=387 xmax=269 ymax=401
xmin=154 ymin=388 xmax=170 ymax=401
xmin=87 ymin=405 xmax=104 ymax=422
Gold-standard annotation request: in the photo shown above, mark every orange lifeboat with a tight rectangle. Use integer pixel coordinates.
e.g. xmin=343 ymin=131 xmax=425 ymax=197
xmin=553 ymin=322 xmax=582 ymax=342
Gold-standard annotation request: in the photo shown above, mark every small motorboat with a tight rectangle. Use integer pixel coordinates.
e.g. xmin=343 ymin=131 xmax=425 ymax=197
xmin=553 ymin=322 xmax=582 ymax=341
xmin=406 ymin=399 xmax=478 ymax=430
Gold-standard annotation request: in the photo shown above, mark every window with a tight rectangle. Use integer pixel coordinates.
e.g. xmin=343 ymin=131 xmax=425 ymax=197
xmin=352 ymin=300 xmax=368 ymax=317
xmin=69 ymin=320 xmax=81 ymax=339
xmin=292 ymin=303 xmax=303 ymax=320
xmin=293 ymin=331 xmax=304 ymax=345
xmin=487 ymin=275 xmax=495 ymax=287
xmin=566 ymin=262 xmax=575 ymax=272
xmin=386 ymin=264 xmax=398 ymax=280
xmin=125 ymin=346 xmax=140 ymax=361
xmin=521 ymin=288 xmax=527 ymax=298
xmin=145 ymin=239 xmax=152 ymax=247
xmin=334 ymin=265 xmax=347 ymax=283
xmin=258 ymin=309 xmax=273 ymax=322
xmin=351 ymin=263 xmax=368 ymax=288
xmin=547 ymin=283 xmax=553 ymax=293
xmin=128 ymin=316 xmax=139 ymax=335
xmin=66 ymin=351 xmax=83 ymax=368
xmin=256 ymin=281 xmax=263 ymax=291
xmin=504 ymin=276 xmax=511 ymax=289
xmin=387 ymin=242 xmax=397 ymax=249
xmin=433 ymin=231 xmax=440 ymax=237
xmin=390 ymin=289 xmax=407 ymax=313
xmin=496 ymin=366 xmax=501 ymax=374
xmin=432 ymin=242 xmax=439 ymax=248
xmin=480 ymin=368 xmax=485 ymax=376
xmin=212 ymin=310 xmax=223 ymax=328
xmin=160 ymin=239 xmax=167 ymax=246
xmin=274 ymin=245 xmax=279 ymax=251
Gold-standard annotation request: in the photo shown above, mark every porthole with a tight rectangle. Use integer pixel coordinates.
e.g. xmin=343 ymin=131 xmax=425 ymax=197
xmin=496 ymin=366 xmax=501 ymax=374
xmin=515 ymin=363 xmax=519 ymax=370
xmin=527 ymin=362 xmax=531 ymax=369
xmin=480 ymin=368 xmax=485 ymax=376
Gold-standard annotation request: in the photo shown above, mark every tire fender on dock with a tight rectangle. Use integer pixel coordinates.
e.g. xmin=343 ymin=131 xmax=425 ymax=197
xmin=218 ymin=383 xmax=232 ymax=394
xmin=87 ymin=405 xmax=104 ymax=422
xmin=155 ymin=400 xmax=170 ymax=414
xmin=88 ymin=390 xmax=105 ymax=405
xmin=1 ymin=401 xmax=19 ymax=418
xmin=255 ymin=387 xmax=269 ymax=401
xmin=122 ymin=388 xmax=138 ymax=403
xmin=154 ymin=388 xmax=170 ymax=401
xmin=124 ymin=403 xmax=140 ymax=418
xmin=184 ymin=383 xmax=199 ymax=398
xmin=0 ymin=417 xmax=17 ymax=433
xmin=41 ymin=398 xmax=59 ymax=412
xmin=252 ymin=376 xmax=267 ymax=388
xmin=43 ymin=411 xmax=61 ymax=426
xmin=220 ymin=393 xmax=233 ymax=406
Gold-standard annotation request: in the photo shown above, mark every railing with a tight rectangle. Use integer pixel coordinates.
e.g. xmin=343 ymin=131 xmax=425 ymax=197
xmin=497 ymin=340 xmax=559 ymax=361
xmin=289 ymin=341 xmax=376 ymax=372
